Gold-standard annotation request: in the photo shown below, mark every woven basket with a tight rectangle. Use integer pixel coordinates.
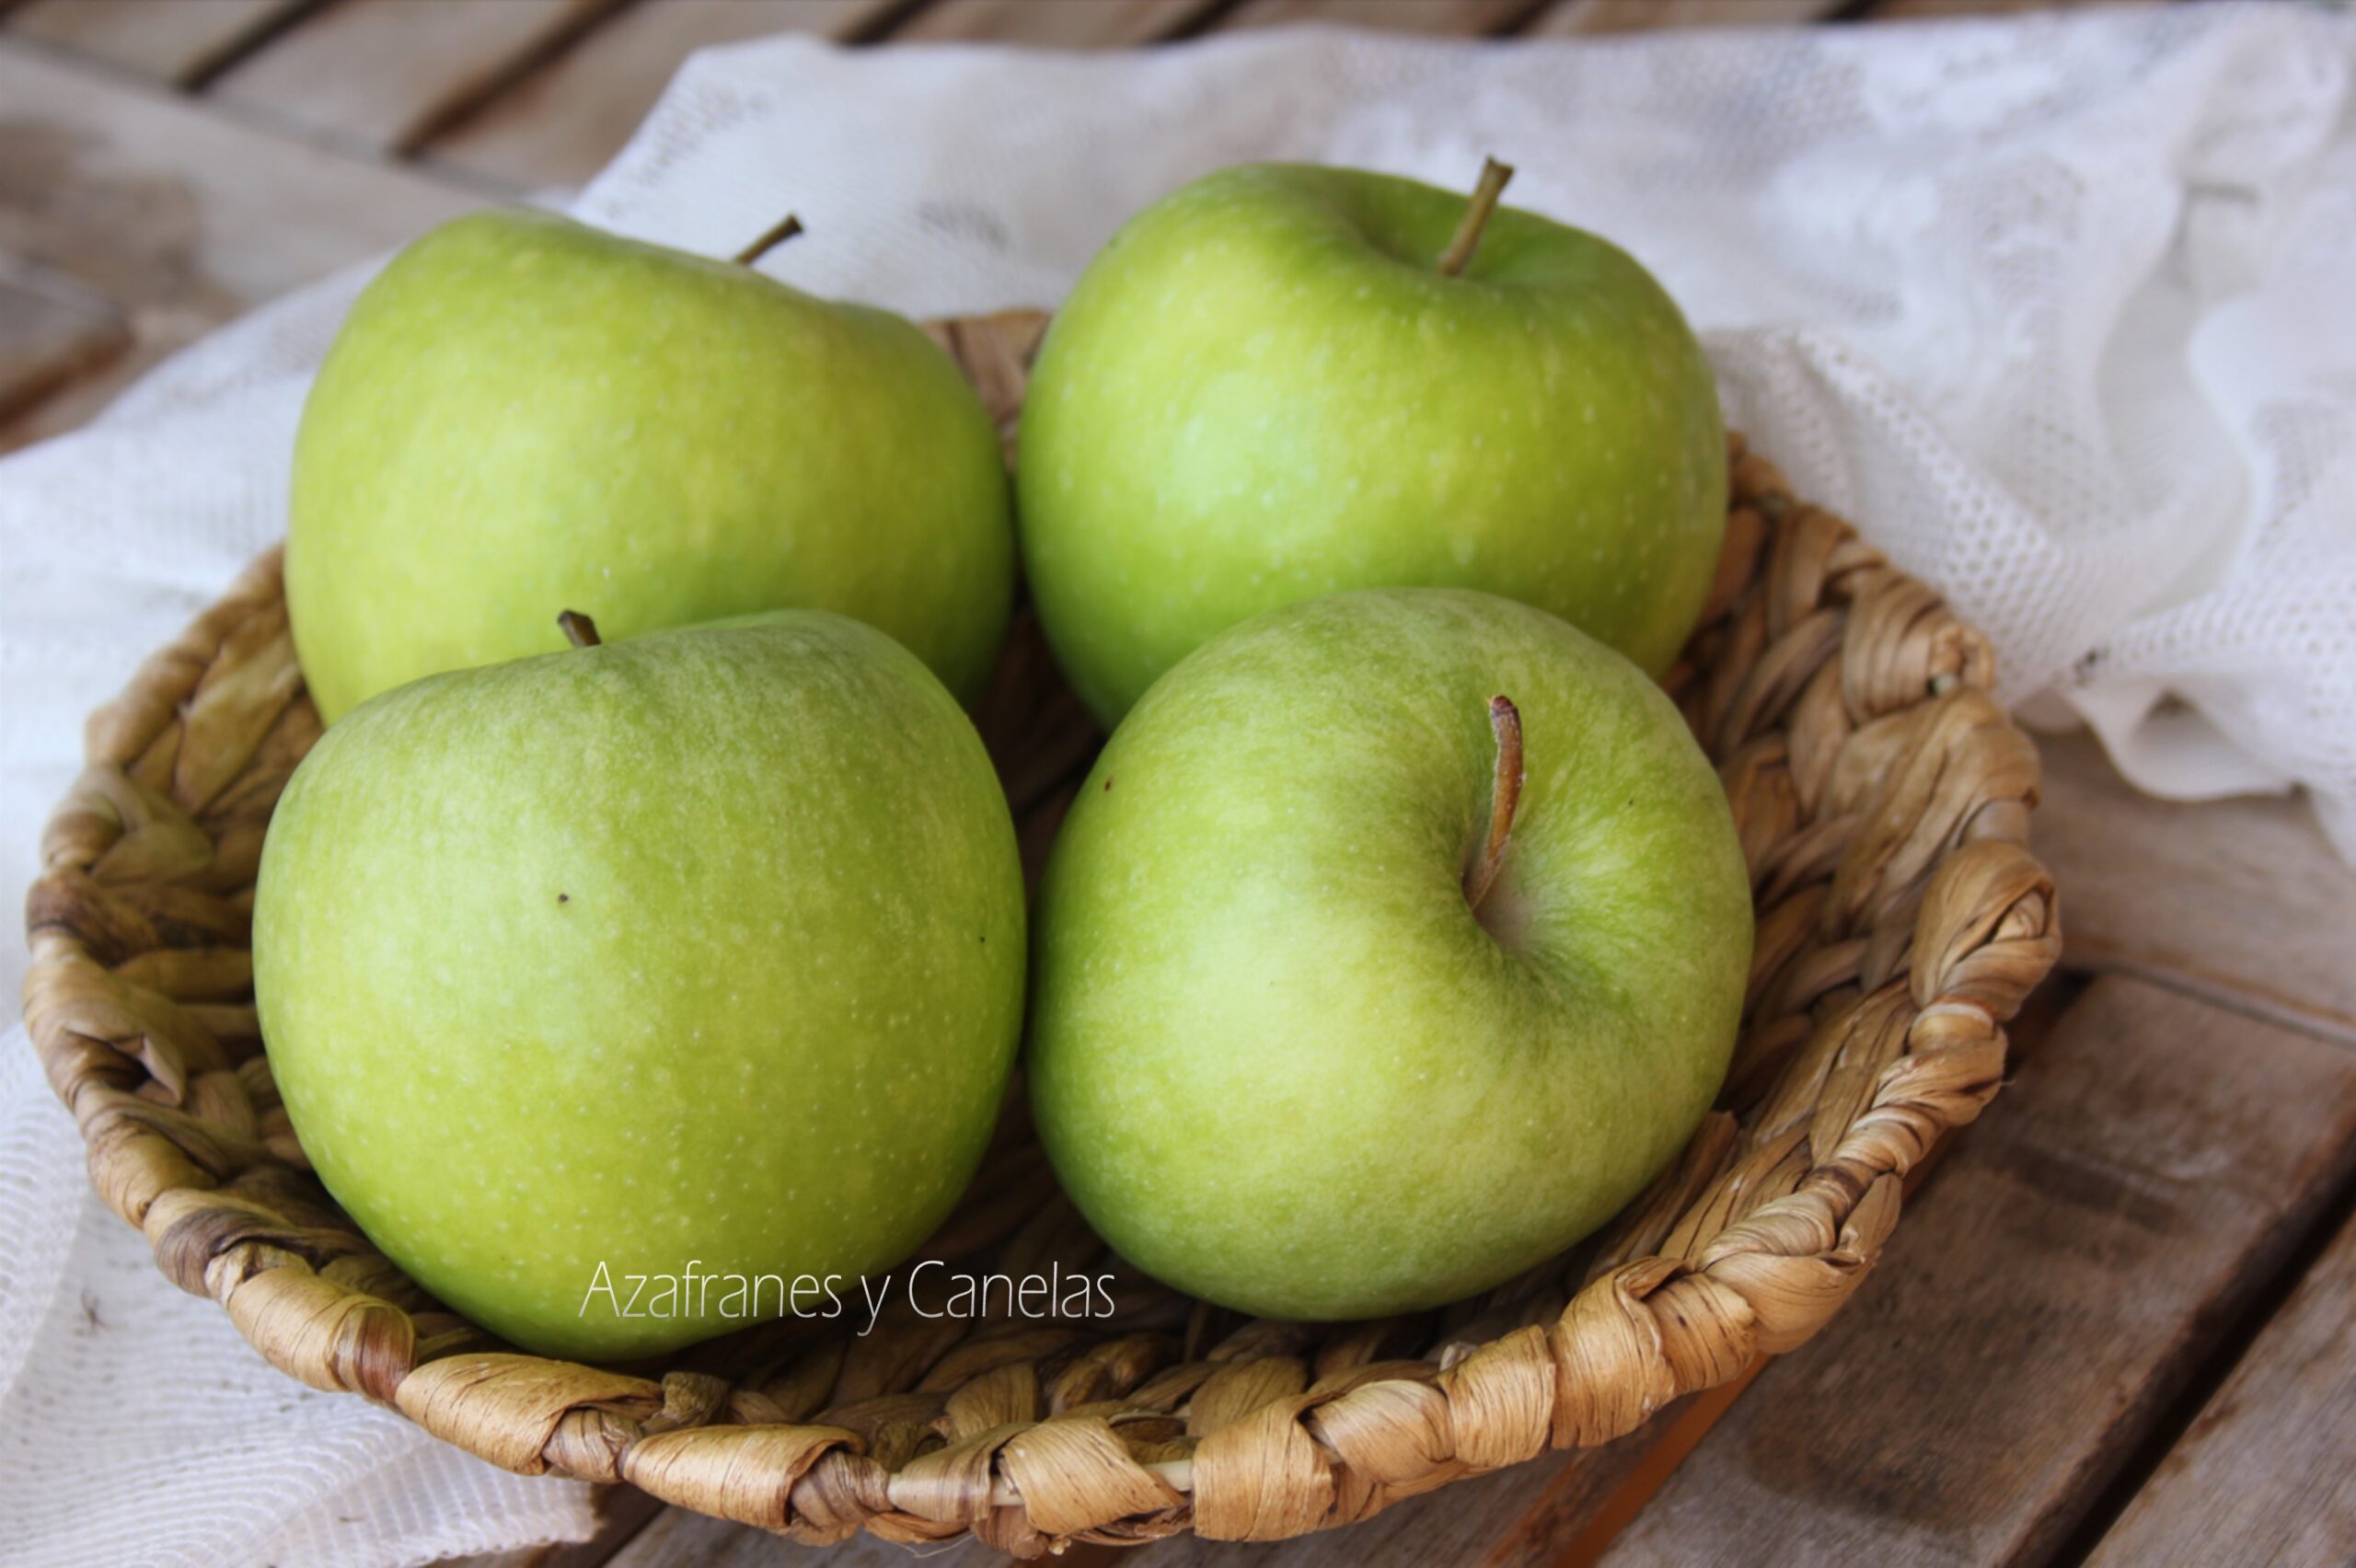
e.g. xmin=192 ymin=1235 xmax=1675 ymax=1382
xmin=21 ymin=308 xmax=2060 ymax=1555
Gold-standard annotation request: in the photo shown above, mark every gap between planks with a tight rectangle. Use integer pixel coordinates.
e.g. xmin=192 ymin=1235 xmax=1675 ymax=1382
xmin=205 ymin=0 xmax=638 ymax=159
xmin=1212 ymin=0 xmax=1556 ymax=34
xmin=2062 ymin=1159 xmax=2356 ymax=1566
xmin=0 ymin=39 xmax=484 ymax=450
xmin=4 ymin=0 xmax=328 ymax=88
xmin=422 ymin=1 xmax=916 ymax=190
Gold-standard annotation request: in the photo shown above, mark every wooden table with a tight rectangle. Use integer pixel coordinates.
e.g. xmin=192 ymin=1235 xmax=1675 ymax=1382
xmin=8 ymin=2 xmax=2350 ymax=1565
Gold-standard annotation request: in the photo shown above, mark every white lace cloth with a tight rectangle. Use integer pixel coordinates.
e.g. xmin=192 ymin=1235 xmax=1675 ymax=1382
xmin=2 ymin=7 xmax=2351 ymax=1563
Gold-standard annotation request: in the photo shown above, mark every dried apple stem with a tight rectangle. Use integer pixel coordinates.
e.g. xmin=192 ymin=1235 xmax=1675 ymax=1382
xmin=1464 ymin=694 xmax=1524 ymax=914
xmin=557 ymin=610 xmax=602 ymax=649
xmin=733 ymin=213 xmax=804 ymax=267
xmin=1437 ymin=157 xmax=1515 ymax=278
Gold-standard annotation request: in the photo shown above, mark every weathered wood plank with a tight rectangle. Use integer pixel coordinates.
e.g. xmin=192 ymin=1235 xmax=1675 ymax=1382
xmin=0 ymin=39 xmax=479 ymax=449
xmin=0 ymin=263 xmax=128 ymax=423
xmin=2086 ymin=1201 xmax=2356 ymax=1568
xmin=209 ymin=0 xmax=630 ymax=160
xmin=1865 ymin=0 xmax=2161 ymax=17
xmin=889 ymin=0 xmax=1221 ymax=46
xmin=425 ymin=0 xmax=901 ymax=191
xmin=1212 ymin=0 xmax=1545 ymax=36
xmin=5 ymin=0 xmax=313 ymax=85
xmin=1597 ymin=976 xmax=2356 ymax=1566
xmin=2034 ymin=728 xmax=2356 ymax=1047
xmin=1527 ymin=0 xmax=1843 ymax=35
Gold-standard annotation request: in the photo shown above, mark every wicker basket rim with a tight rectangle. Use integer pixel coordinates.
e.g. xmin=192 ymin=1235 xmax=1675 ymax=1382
xmin=18 ymin=306 xmax=2061 ymax=1554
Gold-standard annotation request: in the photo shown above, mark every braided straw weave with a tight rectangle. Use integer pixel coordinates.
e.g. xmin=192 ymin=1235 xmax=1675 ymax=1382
xmin=20 ymin=309 xmax=2060 ymax=1554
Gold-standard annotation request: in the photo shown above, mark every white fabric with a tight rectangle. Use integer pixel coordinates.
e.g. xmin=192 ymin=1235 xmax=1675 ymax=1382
xmin=2 ymin=7 xmax=2351 ymax=1562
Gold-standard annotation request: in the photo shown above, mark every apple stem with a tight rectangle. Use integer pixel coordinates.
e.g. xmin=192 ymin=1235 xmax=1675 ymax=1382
xmin=1464 ymin=695 xmax=1524 ymax=915
xmin=1437 ymin=157 xmax=1515 ymax=279
xmin=732 ymin=213 xmax=804 ymax=267
xmin=557 ymin=610 xmax=602 ymax=649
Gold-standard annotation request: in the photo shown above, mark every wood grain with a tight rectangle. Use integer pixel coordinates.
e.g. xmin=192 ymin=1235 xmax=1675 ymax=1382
xmin=1596 ymin=976 xmax=2356 ymax=1566
xmin=210 ymin=0 xmax=631 ymax=158
xmin=426 ymin=0 xmax=901 ymax=190
xmin=1213 ymin=0 xmax=1548 ymax=35
xmin=5 ymin=0 xmax=314 ymax=84
xmin=0 ymin=263 xmax=128 ymax=423
xmin=889 ymin=0 xmax=1222 ymax=46
xmin=1864 ymin=0 xmax=2161 ymax=17
xmin=2034 ymin=727 xmax=2356 ymax=1047
xmin=0 ymin=39 xmax=479 ymax=448
xmin=1527 ymin=0 xmax=1844 ymax=34
xmin=2085 ymin=1202 xmax=2356 ymax=1568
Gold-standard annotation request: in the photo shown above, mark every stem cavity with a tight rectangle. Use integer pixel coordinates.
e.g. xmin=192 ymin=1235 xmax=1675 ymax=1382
xmin=1464 ymin=694 xmax=1524 ymax=916
xmin=733 ymin=213 xmax=804 ymax=267
xmin=557 ymin=610 xmax=603 ymax=649
xmin=1437 ymin=156 xmax=1515 ymax=279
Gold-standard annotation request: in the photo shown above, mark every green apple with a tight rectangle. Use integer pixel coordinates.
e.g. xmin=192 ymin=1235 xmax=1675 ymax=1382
xmin=253 ymin=610 xmax=1025 ymax=1359
xmin=1027 ymin=589 xmax=1750 ymax=1320
xmin=1017 ymin=160 xmax=1726 ymax=728
xmin=288 ymin=208 xmax=1014 ymax=723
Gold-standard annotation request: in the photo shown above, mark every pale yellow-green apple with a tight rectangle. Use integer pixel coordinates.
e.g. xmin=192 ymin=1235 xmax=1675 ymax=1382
xmin=1027 ymin=590 xmax=1751 ymax=1320
xmin=288 ymin=209 xmax=1014 ymax=722
xmin=253 ymin=611 xmax=1025 ymax=1358
xmin=1017 ymin=160 xmax=1726 ymax=727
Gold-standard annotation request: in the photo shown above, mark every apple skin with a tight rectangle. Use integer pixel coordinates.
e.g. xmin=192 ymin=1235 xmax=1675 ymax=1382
xmin=253 ymin=611 xmax=1025 ymax=1359
xmin=1017 ymin=162 xmax=1727 ymax=728
xmin=1027 ymin=589 xmax=1751 ymax=1320
xmin=288 ymin=209 xmax=1015 ymax=723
